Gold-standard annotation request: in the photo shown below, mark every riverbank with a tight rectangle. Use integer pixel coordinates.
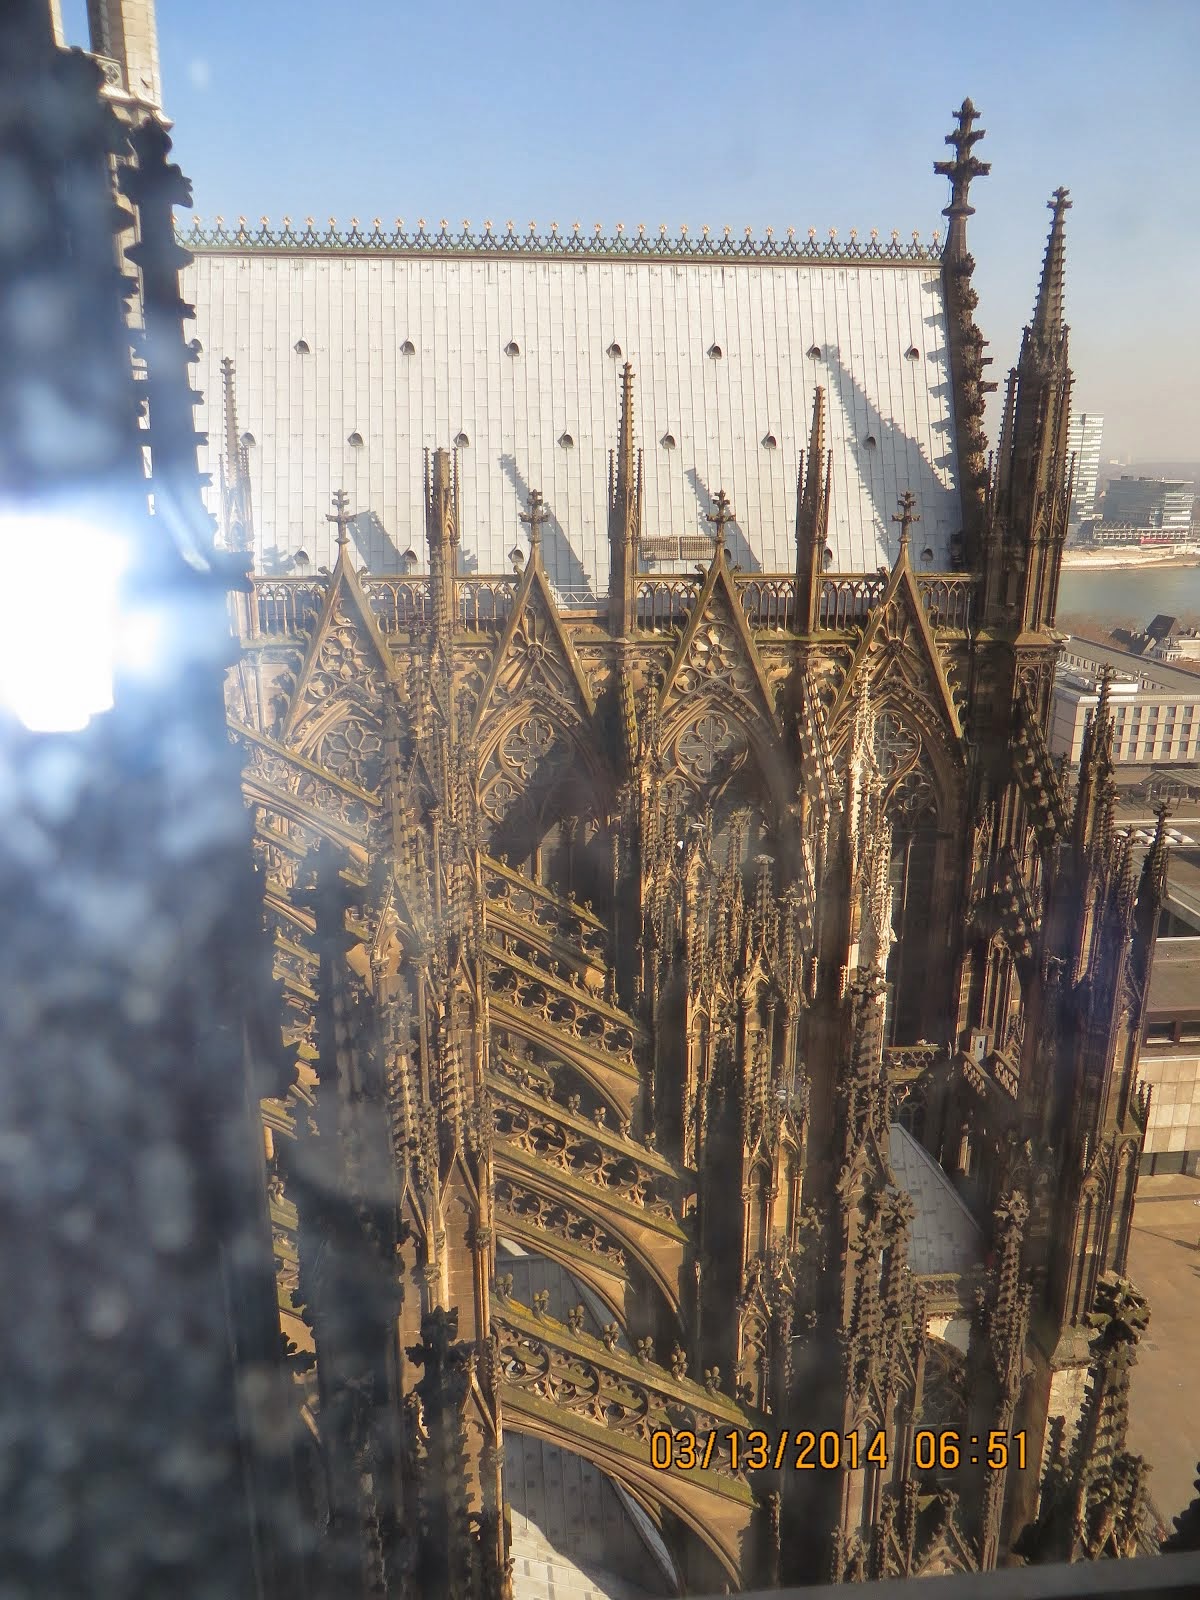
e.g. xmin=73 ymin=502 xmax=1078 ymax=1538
xmin=1058 ymin=563 xmax=1200 ymax=628
xmin=1061 ymin=546 xmax=1200 ymax=571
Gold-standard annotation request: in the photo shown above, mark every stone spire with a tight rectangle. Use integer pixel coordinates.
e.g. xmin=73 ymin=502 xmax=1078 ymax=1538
xmin=1132 ymin=802 xmax=1171 ymax=995
xmin=795 ymin=386 xmax=832 ymax=631
xmin=219 ymin=357 xmax=253 ymax=555
xmin=934 ymin=97 xmax=990 ymax=260
xmin=1031 ymin=188 xmax=1071 ymax=351
xmin=608 ymin=361 xmax=642 ymax=635
xmin=120 ymin=118 xmax=214 ymax=567
xmin=984 ymin=188 xmax=1074 ymax=633
xmin=935 ymin=98 xmax=994 ymax=568
xmin=425 ymin=446 xmax=459 ymax=644
xmin=1072 ymin=667 xmax=1116 ymax=858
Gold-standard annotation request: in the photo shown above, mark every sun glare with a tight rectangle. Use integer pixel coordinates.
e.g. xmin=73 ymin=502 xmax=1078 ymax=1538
xmin=0 ymin=513 xmax=131 ymax=733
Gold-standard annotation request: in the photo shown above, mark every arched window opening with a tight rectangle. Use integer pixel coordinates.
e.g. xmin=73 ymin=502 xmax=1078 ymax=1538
xmin=986 ymin=943 xmax=1012 ymax=1039
xmin=481 ymin=726 xmax=613 ymax=923
xmin=884 ymin=758 xmax=940 ymax=1047
xmin=745 ymin=1164 xmax=770 ymax=1259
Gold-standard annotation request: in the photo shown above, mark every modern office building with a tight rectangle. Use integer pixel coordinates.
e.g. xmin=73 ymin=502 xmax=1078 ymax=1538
xmin=1137 ymin=934 xmax=1200 ymax=1176
xmin=1050 ymin=637 xmax=1200 ymax=765
xmin=1112 ymin=615 xmax=1200 ymax=665
xmin=1065 ymin=411 xmax=1103 ymax=529
xmin=1102 ymin=476 xmax=1195 ymax=533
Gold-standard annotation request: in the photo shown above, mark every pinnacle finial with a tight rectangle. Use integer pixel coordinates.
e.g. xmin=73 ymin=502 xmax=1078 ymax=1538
xmin=520 ymin=488 xmax=548 ymax=552
xmin=706 ymin=489 xmax=734 ymax=549
xmin=220 ymin=356 xmax=239 ymax=467
xmin=1145 ymin=801 xmax=1173 ymax=894
xmin=614 ymin=362 xmax=639 ymax=533
xmin=934 ymin=98 xmax=990 ymax=253
xmin=1096 ymin=661 xmax=1113 ymax=714
xmin=807 ymin=386 xmax=827 ymax=470
xmin=620 ymin=361 xmax=635 ymax=437
xmin=799 ymin=387 xmax=828 ymax=528
xmin=326 ymin=489 xmax=353 ymax=549
xmin=892 ymin=490 xmax=920 ymax=550
xmin=1032 ymin=187 xmax=1071 ymax=341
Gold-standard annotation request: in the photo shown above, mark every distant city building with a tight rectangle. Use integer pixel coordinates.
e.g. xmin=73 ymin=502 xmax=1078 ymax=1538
xmin=1112 ymin=615 xmax=1200 ymax=664
xmin=1112 ymin=783 xmax=1200 ymax=1178
xmin=1102 ymin=475 xmax=1195 ymax=531
xmin=1050 ymin=636 xmax=1200 ymax=764
xmin=1087 ymin=523 xmax=1186 ymax=547
xmin=1065 ymin=411 xmax=1103 ymax=528
xmin=1138 ymin=935 xmax=1200 ymax=1176
xmin=1087 ymin=523 xmax=1190 ymax=547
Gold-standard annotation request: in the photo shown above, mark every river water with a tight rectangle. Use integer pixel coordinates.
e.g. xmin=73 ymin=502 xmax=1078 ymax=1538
xmin=1057 ymin=565 xmax=1200 ymax=629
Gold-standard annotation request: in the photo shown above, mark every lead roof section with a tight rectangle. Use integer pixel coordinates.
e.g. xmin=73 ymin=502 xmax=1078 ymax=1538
xmin=182 ymin=252 xmax=963 ymax=589
xmin=888 ymin=1125 xmax=983 ymax=1278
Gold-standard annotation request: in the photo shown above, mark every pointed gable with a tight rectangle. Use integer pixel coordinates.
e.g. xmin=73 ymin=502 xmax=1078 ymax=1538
xmin=470 ymin=553 xmax=596 ymax=739
xmin=831 ymin=535 xmax=964 ymax=759
xmin=658 ymin=542 xmax=778 ymax=732
xmin=280 ymin=543 xmax=398 ymax=792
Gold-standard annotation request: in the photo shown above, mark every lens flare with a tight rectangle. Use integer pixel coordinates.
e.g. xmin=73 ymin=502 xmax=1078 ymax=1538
xmin=0 ymin=514 xmax=131 ymax=732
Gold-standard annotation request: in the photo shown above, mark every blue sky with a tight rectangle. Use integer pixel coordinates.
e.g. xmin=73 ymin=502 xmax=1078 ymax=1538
xmin=65 ymin=0 xmax=1199 ymax=461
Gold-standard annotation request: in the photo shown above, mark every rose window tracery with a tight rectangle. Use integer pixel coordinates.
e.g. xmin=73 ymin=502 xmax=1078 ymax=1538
xmin=502 ymin=713 xmax=568 ymax=780
xmin=503 ymin=609 xmax=573 ymax=702
xmin=873 ymin=710 xmax=920 ymax=781
xmin=675 ymin=618 xmax=757 ymax=696
xmin=479 ymin=711 xmax=573 ymax=825
xmin=317 ymin=714 xmax=384 ymax=791
xmin=675 ymin=710 xmax=747 ymax=786
xmin=889 ymin=765 xmax=938 ymax=830
xmin=307 ymin=613 xmax=384 ymax=703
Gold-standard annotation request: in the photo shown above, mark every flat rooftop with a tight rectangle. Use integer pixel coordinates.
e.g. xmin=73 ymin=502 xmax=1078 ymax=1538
xmin=1148 ymin=936 xmax=1200 ymax=1018
xmin=1062 ymin=635 xmax=1200 ymax=696
xmin=1163 ymin=852 xmax=1200 ymax=939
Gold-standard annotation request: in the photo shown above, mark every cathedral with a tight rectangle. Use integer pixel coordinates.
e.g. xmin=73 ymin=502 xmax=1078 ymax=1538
xmin=30 ymin=1 xmax=1174 ymax=1593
